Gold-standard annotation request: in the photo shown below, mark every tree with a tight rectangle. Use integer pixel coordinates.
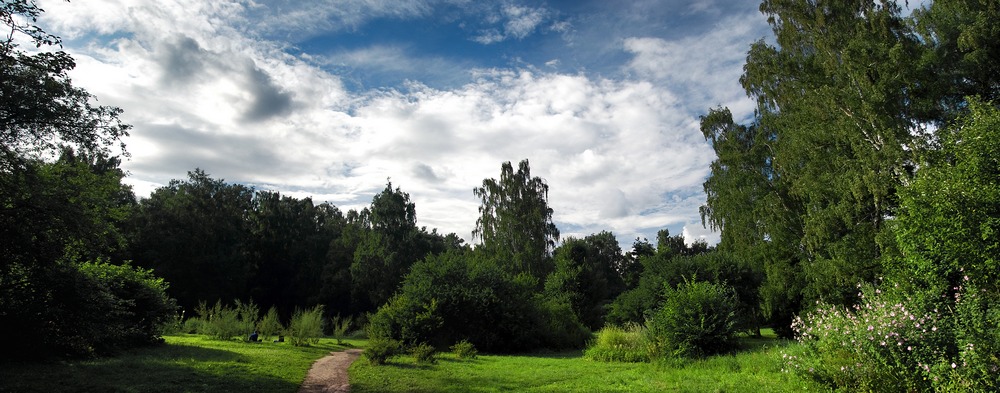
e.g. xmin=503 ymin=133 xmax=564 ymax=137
xmin=128 ymin=170 xmax=255 ymax=310
xmin=546 ymin=232 xmax=626 ymax=330
xmin=891 ymin=99 xmax=1000 ymax=296
xmin=0 ymin=0 xmax=130 ymax=171
xmin=473 ymin=159 xmax=559 ymax=279
xmin=250 ymin=191 xmax=343 ymax=316
xmin=0 ymin=151 xmax=150 ymax=358
xmin=350 ymin=182 xmax=421 ymax=312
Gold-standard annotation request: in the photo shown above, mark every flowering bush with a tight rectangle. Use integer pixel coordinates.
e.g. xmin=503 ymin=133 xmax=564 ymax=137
xmin=785 ymin=282 xmax=999 ymax=392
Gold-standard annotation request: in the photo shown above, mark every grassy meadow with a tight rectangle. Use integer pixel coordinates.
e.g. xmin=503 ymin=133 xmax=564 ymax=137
xmin=351 ymin=332 xmax=824 ymax=393
xmin=1 ymin=332 xmax=824 ymax=393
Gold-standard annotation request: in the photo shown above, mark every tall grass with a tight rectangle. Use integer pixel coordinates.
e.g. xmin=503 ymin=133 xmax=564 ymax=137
xmin=584 ymin=323 xmax=653 ymax=363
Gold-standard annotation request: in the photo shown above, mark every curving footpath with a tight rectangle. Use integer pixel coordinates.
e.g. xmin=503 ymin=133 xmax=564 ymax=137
xmin=298 ymin=349 xmax=364 ymax=393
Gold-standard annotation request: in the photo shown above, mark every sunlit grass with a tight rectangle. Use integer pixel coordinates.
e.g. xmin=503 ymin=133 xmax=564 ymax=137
xmin=351 ymin=331 xmax=826 ymax=393
xmin=0 ymin=335 xmax=362 ymax=393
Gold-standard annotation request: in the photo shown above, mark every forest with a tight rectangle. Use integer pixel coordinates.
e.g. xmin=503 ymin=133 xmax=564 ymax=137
xmin=1 ymin=0 xmax=999 ymax=391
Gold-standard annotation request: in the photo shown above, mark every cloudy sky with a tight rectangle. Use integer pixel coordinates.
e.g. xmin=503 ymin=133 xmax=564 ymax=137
xmin=35 ymin=0 xmax=778 ymax=248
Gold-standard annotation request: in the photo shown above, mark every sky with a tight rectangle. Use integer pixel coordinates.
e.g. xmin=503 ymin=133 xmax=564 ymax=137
xmin=33 ymin=0 xmax=779 ymax=249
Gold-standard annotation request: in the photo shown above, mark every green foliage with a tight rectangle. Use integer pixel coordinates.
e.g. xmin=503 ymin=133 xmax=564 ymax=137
xmin=329 ymin=314 xmax=352 ymax=344
xmin=75 ymin=261 xmax=178 ymax=349
xmin=646 ymin=279 xmax=739 ymax=358
xmin=450 ymin=340 xmax=478 ymax=359
xmin=891 ymin=99 xmax=1000 ymax=297
xmin=473 ymin=159 xmax=559 ymax=279
xmin=411 ymin=342 xmax=437 ymax=364
xmin=257 ymin=306 xmax=284 ymax=341
xmin=584 ymin=324 xmax=653 ymax=363
xmin=196 ymin=300 xmax=243 ymax=341
xmin=531 ymin=293 xmax=592 ymax=350
xmin=367 ymin=250 xmax=589 ymax=352
xmin=129 ymin=170 xmax=256 ymax=311
xmin=786 ymin=283 xmax=1000 ymax=392
xmin=546 ymin=232 xmax=626 ymax=330
xmin=287 ymin=305 xmax=325 ymax=346
xmin=364 ymin=338 xmax=402 ymax=365
xmin=0 ymin=0 xmax=130 ymax=168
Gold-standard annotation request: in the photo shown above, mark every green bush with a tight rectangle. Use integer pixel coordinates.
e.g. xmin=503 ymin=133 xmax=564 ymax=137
xmin=287 ymin=305 xmax=325 ymax=346
xmin=365 ymin=338 xmax=402 ymax=365
xmin=257 ymin=306 xmax=284 ymax=341
xmin=182 ymin=317 xmax=204 ymax=334
xmin=330 ymin=314 xmax=352 ymax=345
xmin=233 ymin=299 xmax=259 ymax=341
xmin=530 ymin=293 xmax=592 ymax=350
xmin=196 ymin=300 xmax=243 ymax=340
xmin=41 ymin=260 xmax=179 ymax=356
xmin=784 ymin=284 xmax=1000 ymax=392
xmin=411 ymin=342 xmax=437 ymax=364
xmin=584 ymin=324 xmax=653 ymax=363
xmin=646 ymin=279 xmax=738 ymax=358
xmin=367 ymin=251 xmax=589 ymax=353
xmin=451 ymin=340 xmax=478 ymax=359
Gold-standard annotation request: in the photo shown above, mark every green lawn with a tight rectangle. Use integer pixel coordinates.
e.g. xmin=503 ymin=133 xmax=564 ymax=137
xmin=1 ymin=332 xmax=824 ymax=393
xmin=0 ymin=335 xmax=363 ymax=393
xmin=351 ymin=333 xmax=826 ymax=393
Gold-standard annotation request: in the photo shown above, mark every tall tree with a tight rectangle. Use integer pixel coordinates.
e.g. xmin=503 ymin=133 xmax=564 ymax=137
xmin=250 ymin=191 xmax=343 ymax=316
xmin=0 ymin=0 xmax=129 ymax=171
xmin=129 ymin=170 xmax=255 ymax=309
xmin=546 ymin=231 xmax=625 ymax=330
xmin=350 ymin=182 xmax=421 ymax=312
xmin=473 ymin=159 xmax=559 ymax=279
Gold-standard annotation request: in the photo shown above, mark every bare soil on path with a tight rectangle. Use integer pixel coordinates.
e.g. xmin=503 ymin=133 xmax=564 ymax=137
xmin=298 ymin=348 xmax=363 ymax=393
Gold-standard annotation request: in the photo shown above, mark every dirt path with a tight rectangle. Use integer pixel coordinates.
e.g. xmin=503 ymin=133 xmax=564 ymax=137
xmin=298 ymin=348 xmax=363 ymax=393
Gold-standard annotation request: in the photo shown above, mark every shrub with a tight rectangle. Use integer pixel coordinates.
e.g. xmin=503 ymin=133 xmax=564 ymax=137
xmin=411 ymin=342 xmax=437 ymax=364
xmin=197 ymin=300 xmax=243 ymax=340
xmin=584 ymin=324 xmax=653 ymax=363
xmin=786 ymin=283 xmax=1000 ymax=392
xmin=182 ymin=317 xmax=204 ymax=334
xmin=530 ymin=293 xmax=592 ymax=350
xmin=330 ymin=314 xmax=352 ymax=345
xmin=365 ymin=338 xmax=402 ymax=365
xmin=287 ymin=305 xmax=325 ymax=346
xmin=646 ymin=278 xmax=738 ymax=358
xmin=451 ymin=340 xmax=478 ymax=359
xmin=257 ymin=306 xmax=284 ymax=341
xmin=234 ymin=299 xmax=259 ymax=341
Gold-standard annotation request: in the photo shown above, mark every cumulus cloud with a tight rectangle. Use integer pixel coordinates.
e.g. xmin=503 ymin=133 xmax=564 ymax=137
xmin=34 ymin=0 xmax=766 ymax=246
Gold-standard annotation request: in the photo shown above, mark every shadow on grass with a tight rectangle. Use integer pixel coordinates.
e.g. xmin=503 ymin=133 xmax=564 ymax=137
xmin=0 ymin=344 xmax=299 ymax=393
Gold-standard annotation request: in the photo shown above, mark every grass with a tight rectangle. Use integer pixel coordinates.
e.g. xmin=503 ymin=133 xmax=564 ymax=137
xmin=1 ymin=330 xmax=825 ymax=393
xmin=0 ymin=335 xmax=364 ymax=393
xmin=351 ymin=330 xmax=827 ymax=393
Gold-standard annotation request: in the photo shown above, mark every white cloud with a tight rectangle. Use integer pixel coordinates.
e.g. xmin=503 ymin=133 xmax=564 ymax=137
xmin=472 ymin=3 xmax=552 ymax=44
xmin=623 ymin=12 xmax=760 ymax=119
xmin=35 ymin=0 xmax=766 ymax=247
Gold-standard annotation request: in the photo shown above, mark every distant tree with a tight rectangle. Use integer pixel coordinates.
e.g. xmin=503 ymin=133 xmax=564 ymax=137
xmin=249 ymin=191 xmax=343 ymax=316
xmin=129 ymin=170 xmax=255 ymax=310
xmin=350 ymin=182 xmax=422 ymax=312
xmin=546 ymin=232 xmax=625 ymax=330
xmin=473 ymin=159 xmax=559 ymax=279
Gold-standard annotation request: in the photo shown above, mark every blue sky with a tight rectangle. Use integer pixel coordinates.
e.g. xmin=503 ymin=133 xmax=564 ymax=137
xmin=35 ymin=0 xmax=781 ymax=247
